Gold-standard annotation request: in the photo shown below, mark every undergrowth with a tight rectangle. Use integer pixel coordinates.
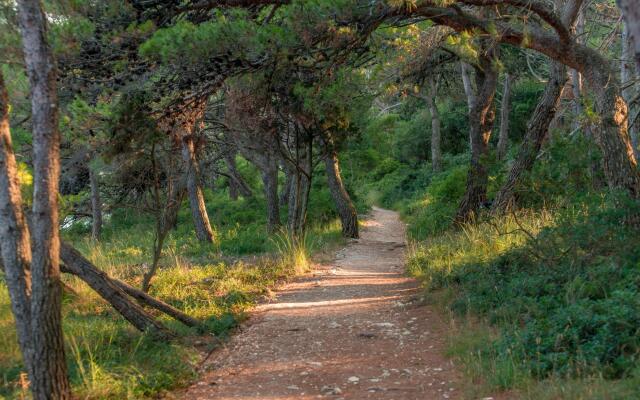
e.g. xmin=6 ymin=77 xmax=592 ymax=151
xmin=0 ymin=187 xmax=343 ymax=399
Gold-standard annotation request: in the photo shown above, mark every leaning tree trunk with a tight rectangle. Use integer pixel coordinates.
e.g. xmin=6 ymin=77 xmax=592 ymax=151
xmin=497 ymin=73 xmax=512 ymax=160
xmin=492 ymin=62 xmax=567 ymax=212
xmin=261 ymin=164 xmax=281 ymax=233
xmin=456 ymin=52 xmax=499 ymax=223
xmin=622 ymin=21 xmax=640 ymax=160
xmin=181 ymin=133 xmax=215 ymax=243
xmin=324 ymin=146 xmax=359 ymax=238
xmin=89 ymin=165 xmax=102 ymax=241
xmin=59 ymin=243 xmax=172 ymax=337
xmin=0 ymin=70 xmax=36 ymax=383
xmin=425 ymin=77 xmax=442 ymax=172
xmin=60 ymin=242 xmax=199 ymax=329
xmin=17 ymin=0 xmax=71 ymax=397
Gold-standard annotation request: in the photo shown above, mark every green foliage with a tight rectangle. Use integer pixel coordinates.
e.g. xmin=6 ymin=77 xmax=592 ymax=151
xmin=408 ymin=193 xmax=640 ymax=393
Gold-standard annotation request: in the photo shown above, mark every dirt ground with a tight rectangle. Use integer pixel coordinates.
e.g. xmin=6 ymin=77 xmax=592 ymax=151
xmin=179 ymin=207 xmax=464 ymax=399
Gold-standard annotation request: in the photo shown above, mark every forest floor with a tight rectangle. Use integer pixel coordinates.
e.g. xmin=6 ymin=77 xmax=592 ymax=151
xmin=174 ymin=207 xmax=465 ymax=399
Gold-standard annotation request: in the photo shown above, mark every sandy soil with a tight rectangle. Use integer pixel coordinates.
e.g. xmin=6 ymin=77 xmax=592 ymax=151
xmin=179 ymin=207 xmax=463 ymax=399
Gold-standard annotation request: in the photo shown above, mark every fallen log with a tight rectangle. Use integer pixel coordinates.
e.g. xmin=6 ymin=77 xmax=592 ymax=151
xmin=59 ymin=242 xmax=173 ymax=338
xmin=60 ymin=241 xmax=201 ymax=329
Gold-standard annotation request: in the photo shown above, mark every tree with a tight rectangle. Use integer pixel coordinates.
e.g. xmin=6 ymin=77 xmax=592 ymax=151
xmin=455 ymin=42 xmax=499 ymax=222
xmin=0 ymin=1 xmax=72 ymax=397
xmin=496 ymin=72 xmax=512 ymax=160
xmin=618 ymin=0 xmax=640 ymax=72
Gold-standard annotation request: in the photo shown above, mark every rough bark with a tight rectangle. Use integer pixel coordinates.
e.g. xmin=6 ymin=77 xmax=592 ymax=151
xmin=17 ymin=0 xmax=71 ymax=397
xmin=492 ymin=62 xmax=567 ymax=212
xmin=622 ymin=20 xmax=639 ymax=160
xmin=181 ymin=133 xmax=215 ymax=243
xmin=324 ymin=146 xmax=359 ymax=238
xmin=0 ymin=70 xmax=35 ymax=382
xmin=455 ymin=50 xmax=499 ymax=223
xmin=618 ymin=0 xmax=640 ymax=72
xmin=425 ymin=78 xmax=442 ymax=172
xmin=497 ymin=73 xmax=512 ymax=160
xmin=89 ymin=165 xmax=102 ymax=241
xmin=59 ymin=243 xmax=172 ymax=337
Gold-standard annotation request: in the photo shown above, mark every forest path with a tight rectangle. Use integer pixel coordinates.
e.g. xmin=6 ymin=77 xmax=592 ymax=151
xmin=181 ymin=207 xmax=460 ymax=399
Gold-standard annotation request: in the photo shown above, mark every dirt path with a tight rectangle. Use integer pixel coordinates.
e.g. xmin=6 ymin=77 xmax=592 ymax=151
xmin=182 ymin=207 xmax=460 ymax=399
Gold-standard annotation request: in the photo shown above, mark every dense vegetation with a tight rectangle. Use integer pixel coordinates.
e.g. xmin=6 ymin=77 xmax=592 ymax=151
xmin=2 ymin=0 xmax=640 ymax=399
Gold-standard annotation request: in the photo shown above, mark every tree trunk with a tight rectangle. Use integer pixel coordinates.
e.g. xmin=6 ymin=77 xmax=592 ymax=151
xmin=460 ymin=61 xmax=476 ymax=151
xmin=17 ymin=0 xmax=71 ymax=397
xmin=425 ymin=78 xmax=442 ymax=172
xmin=0 ymin=70 xmax=35 ymax=384
xmin=497 ymin=73 xmax=512 ymax=160
xmin=59 ymin=242 xmax=199 ymax=329
xmin=112 ymin=279 xmax=201 ymax=328
xmin=224 ymin=151 xmax=253 ymax=199
xmin=181 ymin=134 xmax=215 ymax=243
xmin=261 ymin=164 xmax=281 ymax=233
xmin=325 ymin=146 xmax=359 ymax=238
xmin=287 ymin=133 xmax=313 ymax=236
xmin=618 ymin=0 xmax=640 ymax=72
xmin=59 ymin=243 xmax=172 ymax=337
xmin=492 ymin=62 xmax=567 ymax=212
xmin=456 ymin=51 xmax=499 ymax=223
xmin=89 ymin=165 xmax=102 ymax=241
xmin=280 ymin=165 xmax=292 ymax=207
xmin=460 ymin=61 xmax=476 ymax=112
xmin=622 ymin=20 xmax=640 ymax=160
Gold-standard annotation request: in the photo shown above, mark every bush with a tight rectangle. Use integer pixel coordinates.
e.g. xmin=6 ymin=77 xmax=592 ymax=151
xmin=408 ymin=192 xmax=640 ymax=382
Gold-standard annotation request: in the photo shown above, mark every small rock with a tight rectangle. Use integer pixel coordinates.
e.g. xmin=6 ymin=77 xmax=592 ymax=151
xmin=286 ymin=385 xmax=300 ymax=390
xmin=320 ymin=385 xmax=342 ymax=395
xmin=347 ymin=376 xmax=360 ymax=383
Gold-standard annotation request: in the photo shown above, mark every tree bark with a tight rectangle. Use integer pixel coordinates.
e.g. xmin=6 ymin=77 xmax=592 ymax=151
xmin=59 ymin=243 xmax=172 ymax=337
xmin=425 ymin=78 xmax=442 ymax=172
xmin=89 ymin=165 xmax=102 ymax=241
xmin=497 ymin=73 xmax=512 ymax=160
xmin=492 ymin=62 xmax=567 ymax=212
xmin=0 ymin=70 xmax=35 ymax=383
xmin=325 ymin=146 xmax=359 ymax=238
xmin=181 ymin=133 xmax=215 ymax=243
xmin=261 ymin=165 xmax=281 ymax=233
xmin=622 ymin=20 xmax=640 ymax=160
xmin=17 ymin=0 xmax=71 ymax=397
xmin=112 ymin=279 xmax=201 ymax=328
xmin=456 ymin=50 xmax=499 ymax=223
xmin=618 ymin=0 xmax=640 ymax=72
xmin=280 ymin=164 xmax=292 ymax=206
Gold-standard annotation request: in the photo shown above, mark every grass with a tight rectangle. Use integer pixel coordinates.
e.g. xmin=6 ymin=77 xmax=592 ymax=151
xmin=405 ymin=195 xmax=640 ymax=399
xmin=0 ymin=190 xmax=344 ymax=399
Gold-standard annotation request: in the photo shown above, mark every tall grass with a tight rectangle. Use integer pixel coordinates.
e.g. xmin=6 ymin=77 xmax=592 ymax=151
xmin=0 ymin=197 xmax=343 ymax=399
xmin=406 ymin=194 xmax=640 ymax=399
